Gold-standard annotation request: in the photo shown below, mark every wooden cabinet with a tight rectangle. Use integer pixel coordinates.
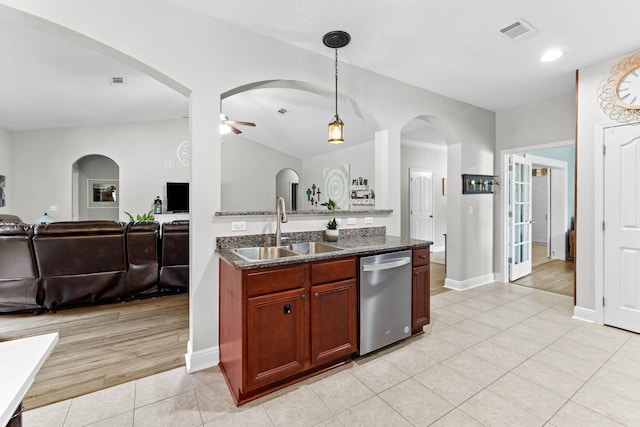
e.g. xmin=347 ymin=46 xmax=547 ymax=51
xmin=246 ymin=287 xmax=306 ymax=389
xmin=219 ymin=256 xmax=357 ymax=405
xmin=411 ymin=248 xmax=430 ymax=335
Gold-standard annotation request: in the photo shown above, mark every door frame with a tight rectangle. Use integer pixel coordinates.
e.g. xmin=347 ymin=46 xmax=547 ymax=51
xmin=526 ymin=154 xmax=568 ymax=261
xmin=498 ymin=140 xmax=574 ymax=283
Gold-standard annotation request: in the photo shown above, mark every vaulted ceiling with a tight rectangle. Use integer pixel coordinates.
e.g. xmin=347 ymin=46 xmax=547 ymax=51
xmin=2 ymin=1 xmax=639 ymax=157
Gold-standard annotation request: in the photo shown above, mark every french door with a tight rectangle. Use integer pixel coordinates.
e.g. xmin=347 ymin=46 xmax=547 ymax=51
xmin=509 ymin=154 xmax=533 ymax=281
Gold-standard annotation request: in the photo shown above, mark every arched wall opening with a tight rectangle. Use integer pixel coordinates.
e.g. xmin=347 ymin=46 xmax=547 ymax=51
xmin=72 ymin=154 xmax=119 ymax=221
xmin=220 ymin=79 xmax=380 ymax=213
xmin=400 ymin=114 xmax=462 ymax=284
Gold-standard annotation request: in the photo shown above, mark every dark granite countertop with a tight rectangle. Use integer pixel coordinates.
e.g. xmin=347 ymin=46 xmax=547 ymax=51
xmin=216 ymin=233 xmax=432 ymax=270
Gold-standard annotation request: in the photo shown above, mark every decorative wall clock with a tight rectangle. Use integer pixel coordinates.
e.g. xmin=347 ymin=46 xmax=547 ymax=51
xmin=598 ymin=53 xmax=640 ymax=123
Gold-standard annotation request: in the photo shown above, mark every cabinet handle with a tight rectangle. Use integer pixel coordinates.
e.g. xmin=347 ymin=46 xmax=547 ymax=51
xmin=420 ymin=255 xmax=427 ymax=260
xmin=315 ymin=292 xmax=319 ymax=298
xmin=301 ymin=294 xmax=306 ymax=299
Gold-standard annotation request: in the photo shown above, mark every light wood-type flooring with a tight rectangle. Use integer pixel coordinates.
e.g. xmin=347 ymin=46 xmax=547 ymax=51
xmin=0 ymin=293 xmax=189 ymax=410
xmin=513 ymin=243 xmax=575 ymax=296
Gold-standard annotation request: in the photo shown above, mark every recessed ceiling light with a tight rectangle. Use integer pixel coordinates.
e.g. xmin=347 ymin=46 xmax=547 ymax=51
xmin=540 ymin=49 xmax=563 ymax=62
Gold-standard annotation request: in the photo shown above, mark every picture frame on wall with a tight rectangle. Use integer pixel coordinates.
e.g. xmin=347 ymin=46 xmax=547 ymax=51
xmin=87 ymin=179 xmax=119 ymax=208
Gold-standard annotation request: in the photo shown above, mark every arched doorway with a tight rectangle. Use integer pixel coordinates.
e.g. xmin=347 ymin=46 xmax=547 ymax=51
xmin=72 ymin=154 xmax=119 ymax=221
xmin=400 ymin=115 xmax=457 ymax=295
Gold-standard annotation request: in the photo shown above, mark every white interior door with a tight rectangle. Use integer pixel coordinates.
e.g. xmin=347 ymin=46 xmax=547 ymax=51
xmin=409 ymin=170 xmax=433 ymax=242
xmin=509 ymin=154 xmax=533 ymax=281
xmin=604 ymin=125 xmax=640 ymax=333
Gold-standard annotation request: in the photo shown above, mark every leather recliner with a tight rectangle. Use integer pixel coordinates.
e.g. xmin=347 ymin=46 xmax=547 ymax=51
xmin=126 ymin=221 xmax=160 ymax=296
xmin=33 ymin=221 xmax=128 ymax=311
xmin=0 ymin=223 xmax=41 ymax=313
xmin=159 ymin=221 xmax=189 ymax=292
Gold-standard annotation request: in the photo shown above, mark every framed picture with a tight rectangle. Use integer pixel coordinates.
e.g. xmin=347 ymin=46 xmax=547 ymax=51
xmin=0 ymin=175 xmax=6 ymax=207
xmin=87 ymin=179 xmax=119 ymax=208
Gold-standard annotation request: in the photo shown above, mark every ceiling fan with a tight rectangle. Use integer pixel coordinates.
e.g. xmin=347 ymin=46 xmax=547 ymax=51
xmin=220 ymin=114 xmax=256 ymax=135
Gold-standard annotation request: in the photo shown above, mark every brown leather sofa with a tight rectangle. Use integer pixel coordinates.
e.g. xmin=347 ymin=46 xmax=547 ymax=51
xmin=0 ymin=218 xmax=188 ymax=313
xmin=159 ymin=221 xmax=189 ymax=293
xmin=33 ymin=221 xmax=129 ymax=311
xmin=0 ymin=223 xmax=41 ymax=313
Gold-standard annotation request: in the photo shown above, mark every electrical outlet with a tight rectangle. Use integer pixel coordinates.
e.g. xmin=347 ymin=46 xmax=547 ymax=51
xmin=364 ymin=217 xmax=373 ymax=224
xmin=469 ymin=206 xmax=474 ymax=215
xmin=231 ymin=221 xmax=246 ymax=231
xmin=49 ymin=205 xmax=58 ymax=212
xmin=347 ymin=217 xmax=356 ymax=225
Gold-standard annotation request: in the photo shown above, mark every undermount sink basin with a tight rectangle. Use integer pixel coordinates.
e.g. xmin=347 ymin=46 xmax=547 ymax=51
xmin=232 ymin=246 xmax=297 ymax=261
xmin=286 ymin=242 xmax=342 ymax=255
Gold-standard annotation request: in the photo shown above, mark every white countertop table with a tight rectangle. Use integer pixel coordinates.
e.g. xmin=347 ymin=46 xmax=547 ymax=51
xmin=0 ymin=333 xmax=58 ymax=426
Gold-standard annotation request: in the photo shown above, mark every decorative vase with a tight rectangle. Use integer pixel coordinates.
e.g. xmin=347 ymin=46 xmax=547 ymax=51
xmin=325 ymin=229 xmax=339 ymax=242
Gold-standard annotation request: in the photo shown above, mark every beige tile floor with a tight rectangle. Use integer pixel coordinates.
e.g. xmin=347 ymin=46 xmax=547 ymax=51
xmin=24 ymin=282 xmax=640 ymax=426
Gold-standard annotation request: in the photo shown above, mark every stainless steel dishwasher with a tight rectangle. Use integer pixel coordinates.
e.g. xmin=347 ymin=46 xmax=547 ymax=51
xmin=359 ymin=250 xmax=413 ymax=355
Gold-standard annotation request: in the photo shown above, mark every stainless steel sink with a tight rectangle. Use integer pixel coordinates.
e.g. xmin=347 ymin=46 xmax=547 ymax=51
xmin=286 ymin=242 xmax=342 ymax=255
xmin=232 ymin=246 xmax=298 ymax=261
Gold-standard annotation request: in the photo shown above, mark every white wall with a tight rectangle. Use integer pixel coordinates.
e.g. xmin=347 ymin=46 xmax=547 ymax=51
xmin=400 ymin=143 xmax=447 ymax=249
xmin=10 ymin=119 xmax=188 ymax=222
xmin=301 ymin=141 xmax=374 ymax=211
xmin=221 ymin=133 xmax=302 ymax=212
xmin=0 ymin=1 xmax=496 ymax=372
xmin=0 ymin=128 xmax=11 ymax=213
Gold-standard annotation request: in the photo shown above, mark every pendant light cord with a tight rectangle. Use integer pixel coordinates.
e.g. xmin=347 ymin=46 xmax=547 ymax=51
xmin=334 ymin=47 xmax=339 ymax=116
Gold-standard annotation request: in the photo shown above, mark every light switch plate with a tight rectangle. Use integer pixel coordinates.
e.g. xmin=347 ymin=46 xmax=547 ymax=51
xmin=364 ymin=217 xmax=373 ymax=224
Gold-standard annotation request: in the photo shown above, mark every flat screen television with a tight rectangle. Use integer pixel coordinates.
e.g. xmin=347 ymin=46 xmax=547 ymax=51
xmin=166 ymin=182 xmax=189 ymax=213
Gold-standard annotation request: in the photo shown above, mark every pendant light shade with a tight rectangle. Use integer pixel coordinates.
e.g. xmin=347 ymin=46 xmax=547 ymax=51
xmin=328 ymin=115 xmax=344 ymax=144
xmin=323 ymin=31 xmax=350 ymax=144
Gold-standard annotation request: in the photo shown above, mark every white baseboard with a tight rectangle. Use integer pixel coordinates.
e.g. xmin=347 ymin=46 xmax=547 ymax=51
xmin=185 ymin=343 xmax=220 ymax=373
xmin=572 ymin=306 xmax=596 ymax=323
xmin=444 ymin=273 xmax=496 ymax=291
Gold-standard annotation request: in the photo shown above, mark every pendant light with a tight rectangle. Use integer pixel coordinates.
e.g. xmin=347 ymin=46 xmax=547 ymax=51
xmin=323 ymin=31 xmax=350 ymax=144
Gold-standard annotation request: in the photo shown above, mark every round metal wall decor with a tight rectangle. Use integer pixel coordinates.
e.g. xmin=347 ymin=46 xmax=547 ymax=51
xmin=177 ymin=140 xmax=191 ymax=166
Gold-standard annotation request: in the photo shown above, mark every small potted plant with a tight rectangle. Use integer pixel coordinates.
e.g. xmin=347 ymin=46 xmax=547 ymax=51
xmin=325 ymin=217 xmax=339 ymax=242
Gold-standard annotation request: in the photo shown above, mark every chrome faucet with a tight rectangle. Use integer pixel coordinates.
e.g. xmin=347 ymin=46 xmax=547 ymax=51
xmin=275 ymin=196 xmax=288 ymax=246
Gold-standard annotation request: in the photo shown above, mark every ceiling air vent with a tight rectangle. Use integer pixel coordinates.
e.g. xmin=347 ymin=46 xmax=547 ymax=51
xmin=110 ymin=76 xmax=126 ymax=85
xmin=498 ymin=19 xmax=537 ymax=41
xmin=277 ymin=108 xmax=288 ymax=115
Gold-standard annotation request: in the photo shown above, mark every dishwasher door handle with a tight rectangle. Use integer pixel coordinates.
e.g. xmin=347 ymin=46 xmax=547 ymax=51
xmin=362 ymin=257 xmax=411 ymax=272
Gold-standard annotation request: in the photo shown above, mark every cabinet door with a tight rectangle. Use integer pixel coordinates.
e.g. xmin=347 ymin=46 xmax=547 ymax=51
xmin=412 ymin=265 xmax=430 ymax=334
xmin=310 ymin=279 xmax=357 ymax=366
xmin=246 ymin=287 xmax=306 ymax=390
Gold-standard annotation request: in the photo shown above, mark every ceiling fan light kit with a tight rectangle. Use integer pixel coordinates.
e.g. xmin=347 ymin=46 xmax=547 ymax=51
xmin=323 ymin=30 xmax=350 ymax=144
xmin=219 ymin=113 xmax=256 ymax=135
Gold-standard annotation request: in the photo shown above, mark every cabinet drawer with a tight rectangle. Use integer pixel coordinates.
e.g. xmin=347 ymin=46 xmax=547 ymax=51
xmin=246 ymin=265 xmax=306 ymax=297
xmin=310 ymin=257 xmax=356 ymax=284
xmin=413 ymin=249 xmax=430 ymax=266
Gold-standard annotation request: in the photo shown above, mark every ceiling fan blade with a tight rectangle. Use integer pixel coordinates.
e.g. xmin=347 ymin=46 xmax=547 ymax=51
xmin=229 ymin=120 xmax=256 ymax=127
xmin=229 ymin=124 xmax=242 ymax=134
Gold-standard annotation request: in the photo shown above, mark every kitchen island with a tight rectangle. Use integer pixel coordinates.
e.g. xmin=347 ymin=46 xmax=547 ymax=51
xmin=217 ymin=227 xmax=431 ymax=405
